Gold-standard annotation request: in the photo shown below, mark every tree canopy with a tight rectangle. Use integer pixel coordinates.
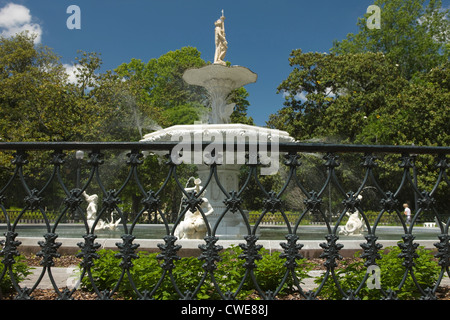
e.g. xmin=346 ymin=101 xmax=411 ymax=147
xmin=268 ymin=0 xmax=449 ymax=147
xmin=0 ymin=33 xmax=99 ymax=141
xmin=266 ymin=0 xmax=449 ymax=213
xmin=332 ymin=0 xmax=450 ymax=80
xmin=0 ymin=34 xmax=253 ymax=143
xmin=115 ymin=47 xmax=253 ymax=129
xmin=268 ymin=50 xmax=449 ymax=146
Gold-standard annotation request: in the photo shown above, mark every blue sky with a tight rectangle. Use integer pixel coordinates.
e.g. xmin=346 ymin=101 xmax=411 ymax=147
xmin=1 ymin=0 xmax=448 ymax=127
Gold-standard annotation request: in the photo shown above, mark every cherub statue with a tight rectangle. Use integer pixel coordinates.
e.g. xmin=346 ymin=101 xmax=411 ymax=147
xmin=175 ymin=178 xmax=214 ymax=239
xmin=83 ymin=191 xmax=98 ymax=228
xmin=339 ymin=210 xmax=365 ymax=236
xmin=83 ymin=191 xmax=121 ymax=231
xmin=339 ymin=195 xmax=365 ymax=236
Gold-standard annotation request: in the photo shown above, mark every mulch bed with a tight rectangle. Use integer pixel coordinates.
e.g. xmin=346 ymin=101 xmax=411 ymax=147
xmin=25 ymin=254 xmax=82 ymax=268
xmin=2 ymin=255 xmax=449 ymax=300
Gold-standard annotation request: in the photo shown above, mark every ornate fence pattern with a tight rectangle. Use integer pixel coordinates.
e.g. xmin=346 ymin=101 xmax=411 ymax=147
xmin=0 ymin=141 xmax=449 ymax=300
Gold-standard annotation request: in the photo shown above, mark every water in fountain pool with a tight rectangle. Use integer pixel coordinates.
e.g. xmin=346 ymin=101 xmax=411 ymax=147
xmin=1 ymin=223 xmax=443 ymax=241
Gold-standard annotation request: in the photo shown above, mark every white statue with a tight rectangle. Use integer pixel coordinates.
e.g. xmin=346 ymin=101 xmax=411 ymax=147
xmin=83 ymin=191 xmax=121 ymax=231
xmin=339 ymin=210 xmax=365 ymax=236
xmin=175 ymin=178 xmax=214 ymax=239
xmin=214 ymin=10 xmax=227 ymax=66
xmin=83 ymin=191 xmax=98 ymax=229
xmin=101 ymin=211 xmax=121 ymax=231
xmin=142 ymin=210 xmax=164 ymax=224
xmin=339 ymin=195 xmax=365 ymax=236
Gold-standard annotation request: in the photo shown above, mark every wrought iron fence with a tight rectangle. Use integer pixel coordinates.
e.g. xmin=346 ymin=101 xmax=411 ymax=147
xmin=0 ymin=141 xmax=449 ymax=300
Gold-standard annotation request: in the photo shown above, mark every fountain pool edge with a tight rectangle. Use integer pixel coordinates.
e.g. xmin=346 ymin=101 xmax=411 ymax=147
xmin=14 ymin=236 xmax=438 ymax=258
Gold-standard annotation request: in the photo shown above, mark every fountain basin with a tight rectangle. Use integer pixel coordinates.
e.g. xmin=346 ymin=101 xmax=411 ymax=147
xmin=182 ymin=64 xmax=257 ymax=90
xmin=3 ymin=224 xmax=443 ymax=258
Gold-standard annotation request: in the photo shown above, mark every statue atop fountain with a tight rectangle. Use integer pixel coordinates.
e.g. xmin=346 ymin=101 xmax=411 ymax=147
xmin=214 ymin=10 xmax=227 ymax=66
xmin=182 ymin=10 xmax=257 ymax=124
xmin=174 ymin=178 xmax=214 ymax=239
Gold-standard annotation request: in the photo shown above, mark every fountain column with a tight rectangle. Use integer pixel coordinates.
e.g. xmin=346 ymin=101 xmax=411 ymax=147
xmin=181 ymin=64 xmax=257 ymax=239
xmin=196 ymin=163 xmax=247 ymax=238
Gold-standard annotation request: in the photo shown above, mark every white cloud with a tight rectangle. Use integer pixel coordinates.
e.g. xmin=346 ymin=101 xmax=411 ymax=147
xmin=0 ymin=3 xmax=42 ymax=43
xmin=294 ymin=92 xmax=307 ymax=102
xmin=63 ymin=64 xmax=79 ymax=84
xmin=0 ymin=3 xmax=30 ymax=27
xmin=282 ymin=87 xmax=336 ymax=102
xmin=325 ymin=87 xmax=336 ymax=98
xmin=282 ymin=90 xmax=307 ymax=102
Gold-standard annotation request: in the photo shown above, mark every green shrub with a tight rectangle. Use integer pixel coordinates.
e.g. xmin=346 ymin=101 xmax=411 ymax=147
xmin=79 ymin=246 xmax=313 ymax=300
xmin=315 ymin=246 xmax=440 ymax=300
xmin=215 ymin=246 xmax=313 ymax=299
xmin=0 ymin=256 xmax=34 ymax=296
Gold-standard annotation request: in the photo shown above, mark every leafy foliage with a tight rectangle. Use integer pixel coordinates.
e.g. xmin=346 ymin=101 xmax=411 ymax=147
xmin=0 ymin=33 xmax=95 ymax=142
xmin=269 ymin=50 xmax=449 ymax=147
xmin=0 ymin=33 xmax=255 ymax=214
xmin=0 ymin=255 xmax=33 ymax=296
xmin=115 ymin=47 xmax=253 ymax=128
xmin=315 ymin=246 xmax=440 ymax=300
xmin=332 ymin=0 xmax=450 ymax=80
xmin=79 ymin=246 xmax=313 ymax=300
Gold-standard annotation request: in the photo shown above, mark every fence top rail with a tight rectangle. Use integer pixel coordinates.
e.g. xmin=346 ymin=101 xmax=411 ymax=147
xmin=0 ymin=141 xmax=448 ymax=155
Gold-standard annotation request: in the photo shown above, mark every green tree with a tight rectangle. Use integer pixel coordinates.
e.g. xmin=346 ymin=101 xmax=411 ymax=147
xmin=268 ymin=50 xmax=410 ymax=143
xmin=0 ymin=35 xmax=105 ymax=210
xmin=269 ymin=0 xmax=449 ymax=146
xmin=0 ymin=34 xmax=125 ymax=143
xmin=332 ymin=0 xmax=450 ymax=80
xmin=229 ymin=87 xmax=254 ymax=125
xmin=115 ymin=47 xmax=208 ymax=128
xmin=0 ymin=33 xmax=84 ymax=141
xmin=115 ymin=47 xmax=253 ymax=128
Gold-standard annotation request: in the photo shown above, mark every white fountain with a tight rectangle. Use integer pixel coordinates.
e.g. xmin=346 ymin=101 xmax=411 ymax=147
xmin=141 ymin=11 xmax=295 ymax=239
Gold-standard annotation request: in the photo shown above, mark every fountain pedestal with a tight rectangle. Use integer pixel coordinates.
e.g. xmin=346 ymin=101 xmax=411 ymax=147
xmin=196 ymin=163 xmax=248 ymax=239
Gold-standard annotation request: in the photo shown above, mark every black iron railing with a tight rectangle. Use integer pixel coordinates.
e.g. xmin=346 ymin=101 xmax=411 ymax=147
xmin=0 ymin=141 xmax=449 ymax=300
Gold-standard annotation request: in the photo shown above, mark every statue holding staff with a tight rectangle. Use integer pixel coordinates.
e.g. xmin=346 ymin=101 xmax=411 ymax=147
xmin=214 ymin=10 xmax=227 ymax=65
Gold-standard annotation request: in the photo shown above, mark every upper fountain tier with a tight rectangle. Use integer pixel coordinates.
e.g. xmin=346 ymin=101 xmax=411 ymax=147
xmin=142 ymin=64 xmax=294 ymax=144
xmin=183 ymin=64 xmax=257 ymax=124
